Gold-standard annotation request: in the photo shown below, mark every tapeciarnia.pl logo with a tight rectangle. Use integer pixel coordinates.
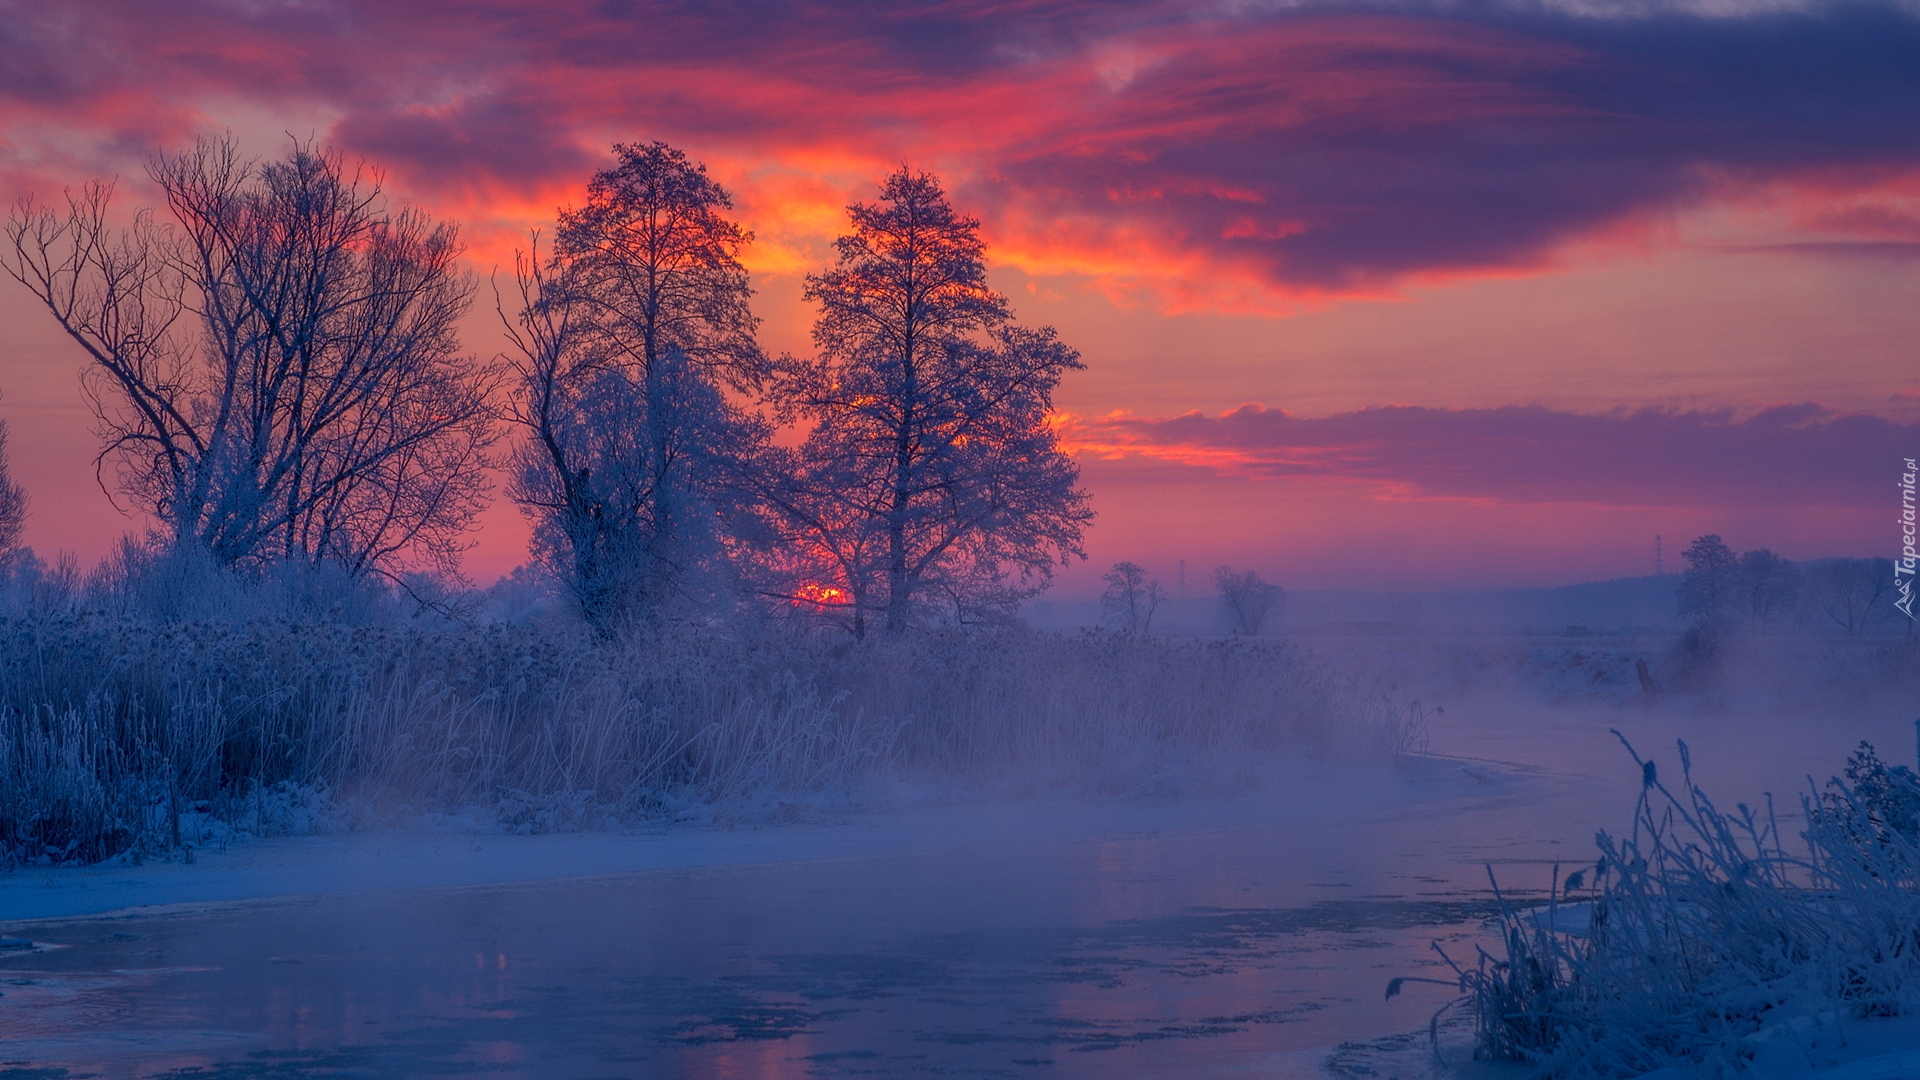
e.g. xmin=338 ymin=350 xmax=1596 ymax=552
xmin=1899 ymin=457 xmax=1917 ymax=620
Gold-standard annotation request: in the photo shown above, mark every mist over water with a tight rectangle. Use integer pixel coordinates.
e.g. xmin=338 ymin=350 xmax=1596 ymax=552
xmin=3 ymin=767 xmax=1540 ymax=1079
xmin=4 ymin=627 xmax=1913 ymax=1080
xmin=0 ymin=10 xmax=1914 ymax=1073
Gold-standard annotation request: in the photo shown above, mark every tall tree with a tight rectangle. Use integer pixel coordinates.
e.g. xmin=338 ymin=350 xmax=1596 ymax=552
xmin=554 ymin=142 xmax=764 ymax=390
xmin=3 ymin=137 xmax=497 ymax=579
xmin=1737 ymin=548 xmax=1802 ymax=635
xmin=1810 ymin=557 xmax=1893 ymax=634
xmin=1100 ymin=561 xmax=1166 ymax=635
xmin=1215 ymin=565 xmax=1282 ymax=636
xmin=505 ymin=143 xmax=767 ymax=632
xmin=1677 ymin=534 xmax=1739 ymax=627
xmin=766 ymin=169 xmax=1091 ymax=635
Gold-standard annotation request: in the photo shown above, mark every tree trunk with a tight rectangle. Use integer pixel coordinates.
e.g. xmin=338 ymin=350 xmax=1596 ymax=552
xmin=885 ymin=328 xmax=917 ymax=633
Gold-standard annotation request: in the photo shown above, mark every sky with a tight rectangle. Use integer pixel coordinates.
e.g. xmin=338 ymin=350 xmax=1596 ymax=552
xmin=0 ymin=0 xmax=1916 ymax=594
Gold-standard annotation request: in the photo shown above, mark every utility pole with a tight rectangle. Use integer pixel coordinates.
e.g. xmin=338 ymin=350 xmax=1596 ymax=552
xmin=1655 ymin=535 xmax=1663 ymax=577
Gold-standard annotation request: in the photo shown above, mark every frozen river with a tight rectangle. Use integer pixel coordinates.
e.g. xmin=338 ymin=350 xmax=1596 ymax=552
xmin=2 ymin=697 xmax=1911 ymax=1079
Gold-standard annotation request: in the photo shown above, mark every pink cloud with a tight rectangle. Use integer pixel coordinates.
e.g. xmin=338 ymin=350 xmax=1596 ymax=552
xmin=1061 ymin=402 xmax=1915 ymax=509
xmin=1 ymin=1 xmax=1917 ymax=310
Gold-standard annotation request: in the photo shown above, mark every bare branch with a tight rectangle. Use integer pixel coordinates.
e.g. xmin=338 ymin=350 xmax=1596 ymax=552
xmin=2 ymin=135 xmax=499 ymax=580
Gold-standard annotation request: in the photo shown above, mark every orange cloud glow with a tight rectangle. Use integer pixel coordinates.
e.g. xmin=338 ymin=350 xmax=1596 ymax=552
xmin=2 ymin=0 xmax=1917 ymax=589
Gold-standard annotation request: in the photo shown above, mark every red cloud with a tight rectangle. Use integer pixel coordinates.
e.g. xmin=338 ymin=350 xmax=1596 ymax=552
xmin=2 ymin=1 xmax=1919 ymax=312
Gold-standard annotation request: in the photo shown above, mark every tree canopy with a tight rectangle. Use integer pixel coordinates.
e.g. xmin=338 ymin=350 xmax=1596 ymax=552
xmin=762 ymin=168 xmax=1092 ymax=635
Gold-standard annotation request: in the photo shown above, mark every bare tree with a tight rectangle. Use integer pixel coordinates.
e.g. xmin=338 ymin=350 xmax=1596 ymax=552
xmin=1810 ymin=557 xmax=1893 ymax=634
xmin=504 ymin=144 xmax=767 ymax=633
xmin=1100 ymin=561 xmax=1166 ymax=635
xmin=1215 ymin=565 xmax=1282 ymax=636
xmin=556 ymin=142 xmax=765 ymax=391
xmin=3 ymin=137 xmax=498 ymax=579
xmin=503 ymin=243 xmax=647 ymax=631
xmin=0 ymin=396 xmax=24 ymax=563
xmin=765 ymin=168 xmax=1092 ymax=635
xmin=1737 ymin=548 xmax=1801 ymax=635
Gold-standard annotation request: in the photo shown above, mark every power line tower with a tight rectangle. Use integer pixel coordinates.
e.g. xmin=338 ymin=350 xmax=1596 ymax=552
xmin=1655 ymin=535 xmax=1663 ymax=577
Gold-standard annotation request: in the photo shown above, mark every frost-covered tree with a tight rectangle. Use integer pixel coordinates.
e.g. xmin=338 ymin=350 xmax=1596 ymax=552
xmin=0 ymin=396 xmax=25 ymax=563
xmin=1100 ymin=561 xmax=1165 ymax=635
xmin=504 ymin=144 xmax=768 ymax=633
xmin=1737 ymin=548 xmax=1801 ymax=635
xmin=554 ymin=142 xmax=765 ymax=391
xmin=1810 ymin=557 xmax=1893 ymax=634
xmin=1677 ymin=534 xmax=1739 ymax=627
xmin=1215 ymin=565 xmax=1282 ymax=636
xmin=3 ymin=137 xmax=498 ymax=579
xmin=765 ymin=169 xmax=1091 ymax=635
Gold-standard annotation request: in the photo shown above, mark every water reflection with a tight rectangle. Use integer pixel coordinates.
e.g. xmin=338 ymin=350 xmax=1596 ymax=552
xmin=0 ymin=810 xmax=1522 ymax=1080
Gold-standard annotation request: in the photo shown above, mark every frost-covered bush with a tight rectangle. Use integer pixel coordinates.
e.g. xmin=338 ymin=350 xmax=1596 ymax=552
xmin=1428 ymin=736 xmax=1920 ymax=1078
xmin=0 ymin=598 xmax=1402 ymax=866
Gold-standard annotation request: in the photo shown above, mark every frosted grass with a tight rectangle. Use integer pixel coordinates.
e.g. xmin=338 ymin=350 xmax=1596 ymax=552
xmin=0 ymin=607 xmax=1415 ymax=866
xmin=1409 ymin=735 xmax=1920 ymax=1078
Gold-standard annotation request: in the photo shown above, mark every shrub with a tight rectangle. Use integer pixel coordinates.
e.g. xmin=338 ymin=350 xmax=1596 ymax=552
xmin=1406 ymin=735 xmax=1920 ymax=1078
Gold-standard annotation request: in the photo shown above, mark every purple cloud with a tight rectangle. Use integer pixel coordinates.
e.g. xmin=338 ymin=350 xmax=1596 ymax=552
xmin=1064 ymin=402 xmax=1916 ymax=508
xmin=1 ymin=1 xmax=1917 ymax=295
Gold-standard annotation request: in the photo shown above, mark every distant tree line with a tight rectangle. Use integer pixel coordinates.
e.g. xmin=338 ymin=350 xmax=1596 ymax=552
xmin=1678 ymin=533 xmax=1908 ymax=637
xmin=1097 ymin=559 xmax=1283 ymax=636
xmin=2 ymin=137 xmax=1093 ymax=637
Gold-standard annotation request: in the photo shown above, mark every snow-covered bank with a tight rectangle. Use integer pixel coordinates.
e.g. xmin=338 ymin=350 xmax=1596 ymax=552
xmin=0 ymin=755 xmax=1548 ymax=925
xmin=1731 ymin=1014 xmax=1920 ymax=1080
xmin=1392 ymin=730 xmax=1920 ymax=1080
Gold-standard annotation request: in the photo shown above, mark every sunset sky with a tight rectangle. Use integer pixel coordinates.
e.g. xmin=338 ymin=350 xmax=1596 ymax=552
xmin=1 ymin=0 xmax=1916 ymax=594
